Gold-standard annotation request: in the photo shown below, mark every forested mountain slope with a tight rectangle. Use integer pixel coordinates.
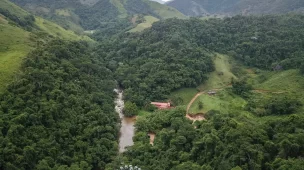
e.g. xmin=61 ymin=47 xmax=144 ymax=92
xmin=11 ymin=0 xmax=185 ymax=32
xmin=0 ymin=40 xmax=118 ymax=170
xmin=0 ymin=0 xmax=91 ymax=93
xmin=1 ymin=0 xmax=304 ymax=169
xmin=168 ymin=0 xmax=304 ymax=16
xmin=106 ymin=15 xmax=304 ymax=170
xmin=140 ymin=15 xmax=304 ymax=70
xmin=93 ymin=14 xmax=304 ymax=108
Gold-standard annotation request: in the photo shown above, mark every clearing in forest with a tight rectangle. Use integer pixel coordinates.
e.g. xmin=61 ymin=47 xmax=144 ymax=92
xmin=198 ymin=54 xmax=237 ymax=91
xmin=188 ymin=54 xmax=242 ymax=115
xmin=128 ymin=16 xmax=159 ymax=32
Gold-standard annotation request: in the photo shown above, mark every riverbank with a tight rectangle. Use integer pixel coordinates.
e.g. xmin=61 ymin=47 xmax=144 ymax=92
xmin=114 ymin=89 xmax=136 ymax=152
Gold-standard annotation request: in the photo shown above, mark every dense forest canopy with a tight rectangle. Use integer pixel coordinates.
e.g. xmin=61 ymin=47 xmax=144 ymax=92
xmin=1 ymin=0 xmax=304 ymax=169
xmin=125 ymin=108 xmax=304 ymax=170
xmin=96 ymin=30 xmax=214 ymax=106
xmin=168 ymin=0 xmax=304 ymax=16
xmin=135 ymin=15 xmax=304 ymax=70
xmin=92 ymin=14 xmax=304 ymax=107
xmin=0 ymin=40 xmax=119 ymax=169
xmin=10 ymin=0 xmax=184 ymax=31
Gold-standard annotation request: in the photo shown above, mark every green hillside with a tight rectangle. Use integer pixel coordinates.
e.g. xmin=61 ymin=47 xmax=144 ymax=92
xmin=128 ymin=15 xmax=159 ymax=32
xmin=11 ymin=0 xmax=186 ymax=32
xmin=168 ymin=0 xmax=304 ymax=16
xmin=0 ymin=23 xmax=32 ymax=92
xmin=1 ymin=0 xmax=304 ymax=169
xmin=0 ymin=0 xmax=92 ymax=92
xmin=144 ymin=0 xmax=186 ymax=19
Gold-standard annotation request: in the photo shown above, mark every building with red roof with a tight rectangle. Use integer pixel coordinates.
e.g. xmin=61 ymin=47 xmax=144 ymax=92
xmin=151 ymin=102 xmax=171 ymax=109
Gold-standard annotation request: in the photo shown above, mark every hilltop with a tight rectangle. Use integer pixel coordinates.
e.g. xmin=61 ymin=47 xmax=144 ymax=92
xmin=168 ymin=0 xmax=304 ymax=16
xmin=11 ymin=0 xmax=186 ymax=32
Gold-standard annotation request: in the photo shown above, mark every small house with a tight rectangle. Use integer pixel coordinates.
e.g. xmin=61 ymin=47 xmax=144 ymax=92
xmin=151 ymin=102 xmax=171 ymax=109
xmin=207 ymin=90 xmax=216 ymax=96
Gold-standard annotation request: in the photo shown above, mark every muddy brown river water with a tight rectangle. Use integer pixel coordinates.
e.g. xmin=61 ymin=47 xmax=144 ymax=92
xmin=114 ymin=89 xmax=135 ymax=152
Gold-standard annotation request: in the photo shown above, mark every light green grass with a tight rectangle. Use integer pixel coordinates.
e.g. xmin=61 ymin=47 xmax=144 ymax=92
xmin=35 ymin=17 xmax=93 ymax=42
xmin=254 ymin=69 xmax=304 ymax=92
xmin=0 ymin=15 xmax=8 ymax=24
xmin=138 ymin=110 xmax=152 ymax=117
xmin=252 ymin=69 xmax=304 ymax=113
xmin=188 ymin=90 xmax=247 ymax=114
xmin=144 ymin=0 xmax=187 ymax=19
xmin=170 ymin=88 xmax=198 ymax=105
xmin=0 ymin=0 xmax=93 ymax=93
xmin=110 ymin=0 xmax=128 ymax=18
xmin=0 ymin=23 xmax=32 ymax=92
xmin=128 ymin=16 xmax=159 ymax=32
xmin=199 ymin=53 xmax=237 ymax=90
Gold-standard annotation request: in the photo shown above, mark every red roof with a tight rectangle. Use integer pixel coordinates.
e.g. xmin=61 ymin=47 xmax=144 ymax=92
xmin=151 ymin=102 xmax=171 ymax=109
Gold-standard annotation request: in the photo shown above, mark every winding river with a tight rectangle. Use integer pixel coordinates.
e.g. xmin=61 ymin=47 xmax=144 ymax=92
xmin=114 ymin=89 xmax=135 ymax=152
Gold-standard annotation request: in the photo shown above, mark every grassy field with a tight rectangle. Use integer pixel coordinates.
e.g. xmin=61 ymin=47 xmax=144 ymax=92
xmin=0 ymin=0 xmax=94 ymax=93
xmin=253 ymin=69 xmax=304 ymax=91
xmin=170 ymin=88 xmax=198 ymax=105
xmin=110 ymin=0 xmax=128 ymax=18
xmin=144 ymin=0 xmax=187 ymax=19
xmin=188 ymin=90 xmax=247 ymax=114
xmin=0 ymin=23 xmax=32 ymax=92
xmin=252 ymin=69 xmax=304 ymax=113
xmin=186 ymin=53 xmax=242 ymax=114
xmin=199 ymin=53 xmax=237 ymax=91
xmin=128 ymin=16 xmax=159 ymax=32
xmin=35 ymin=17 xmax=93 ymax=42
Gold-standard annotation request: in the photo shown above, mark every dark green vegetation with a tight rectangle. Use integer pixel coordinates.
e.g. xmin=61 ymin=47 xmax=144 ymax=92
xmin=11 ymin=0 xmax=185 ymax=32
xmin=96 ymin=30 xmax=214 ymax=106
xmin=0 ymin=40 xmax=118 ymax=169
xmin=0 ymin=0 xmax=91 ymax=93
xmin=113 ymin=14 xmax=304 ymax=170
xmin=126 ymin=108 xmax=304 ymax=170
xmin=168 ymin=0 xmax=304 ymax=16
xmin=1 ymin=0 xmax=304 ymax=169
xmin=147 ymin=15 xmax=304 ymax=70
xmin=124 ymin=101 xmax=139 ymax=117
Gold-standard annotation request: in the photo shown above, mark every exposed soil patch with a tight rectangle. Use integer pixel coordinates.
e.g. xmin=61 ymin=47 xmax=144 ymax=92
xmin=186 ymin=113 xmax=206 ymax=122
xmin=148 ymin=133 xmax=155 ymax=145
xmin=131 ymin=16 xmax=137 ymax=25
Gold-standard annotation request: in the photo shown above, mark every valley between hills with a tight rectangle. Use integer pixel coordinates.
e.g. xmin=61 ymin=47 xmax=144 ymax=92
xmin=0 ymin=0 xmax=304 ymax=170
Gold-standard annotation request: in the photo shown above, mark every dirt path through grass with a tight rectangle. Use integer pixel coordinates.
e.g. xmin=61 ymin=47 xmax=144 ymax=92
xmin=186 ymin=92 xmax=204 ymax=114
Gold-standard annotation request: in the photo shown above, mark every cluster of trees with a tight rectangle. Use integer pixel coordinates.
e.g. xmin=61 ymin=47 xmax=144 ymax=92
xmin=247 ymin=95 xmax=302 ymax=116
xmin=141 ymin=15 xmax=304 ymax=70
xmin=124 ymin=108 xmax=304 ymax=170
xmin=124 ymin=0 xmax=158 ymax=18
xmin=168 ymin=0 xmax=304 ymax=16
xmin=92 ymin=19 xmax=133 ymax=41
xmin=0 ymin=7 xmax=35 ymax=30
xmin=231 ymin=80 xmax=252 ymax=97
xmin=124 ymin=101 xmax=139 ymax=117
xmin=11 ymin=0 xmax=161 ymax=31
xmin=11 ymin=0 xmax=121 ymax=30
xmin=0 ymin=40 xmax=119 ymax=169
xmin=96 ymin=29 xmax=214 ymax=106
